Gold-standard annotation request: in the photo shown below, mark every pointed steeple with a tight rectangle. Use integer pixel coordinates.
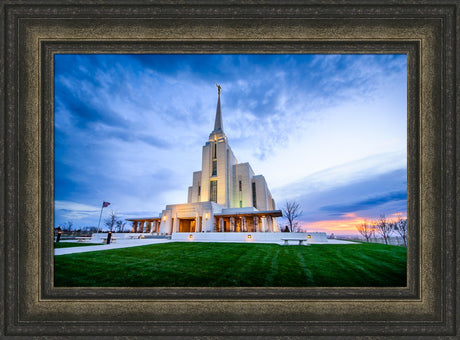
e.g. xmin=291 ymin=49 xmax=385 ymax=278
xmin=209 ymin=84 xmax=226 ymax=142
xmin=213 ymin=91 xmax=223 ymax=132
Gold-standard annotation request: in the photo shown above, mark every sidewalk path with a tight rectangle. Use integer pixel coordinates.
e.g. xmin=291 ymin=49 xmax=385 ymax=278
xmin=54 ymin=239 xmax=172 ymax=256
xmin=55 ymin=238 xmax=357 ymax=256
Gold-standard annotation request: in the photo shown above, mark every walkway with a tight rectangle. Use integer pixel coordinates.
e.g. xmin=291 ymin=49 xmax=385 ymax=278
xmin=54 ymin=238 xmax=356 ymax=256
xmin=54 ymin=239 xmax=172 ymax=256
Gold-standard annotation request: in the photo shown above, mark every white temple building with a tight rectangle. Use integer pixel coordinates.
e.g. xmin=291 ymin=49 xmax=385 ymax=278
xmin=127 ymin=85 xmax=282 ymax=236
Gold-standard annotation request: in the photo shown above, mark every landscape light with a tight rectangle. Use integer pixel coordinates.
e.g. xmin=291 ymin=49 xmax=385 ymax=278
xmin=308 ymin=235 xmax=311 ymax=238
xmin=189 ymin=234 xmax=193 ymax=239
xmin=247 ymin=235 xmax=252 ymax=239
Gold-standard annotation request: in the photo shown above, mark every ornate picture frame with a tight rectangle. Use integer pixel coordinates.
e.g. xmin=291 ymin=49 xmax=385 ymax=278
xmin=1 ymin=1 xmax=457 ymax=337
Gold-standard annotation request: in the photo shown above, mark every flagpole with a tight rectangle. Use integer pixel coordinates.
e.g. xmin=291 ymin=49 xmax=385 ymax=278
xmin=97 ymin=203 xmax=104 ymax=233
xmin=96 ymin=202 xmax=110 ymax=233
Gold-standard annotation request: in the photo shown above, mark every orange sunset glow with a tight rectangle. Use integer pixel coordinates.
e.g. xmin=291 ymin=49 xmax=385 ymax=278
xmin=299 ymin=212 xmax=407 ymax=235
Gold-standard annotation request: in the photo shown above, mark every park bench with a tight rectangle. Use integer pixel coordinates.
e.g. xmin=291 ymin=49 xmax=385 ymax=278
xmin=76 ymin=237 xmax=92 ymax=243
xmin=281 ymin=238 xmax=309 ymax=246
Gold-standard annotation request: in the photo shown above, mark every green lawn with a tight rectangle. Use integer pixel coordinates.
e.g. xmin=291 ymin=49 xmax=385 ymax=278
xmin=54 ymin=242 xmax=406 ymax=287
xmin=54 ymin=242 xmax=101 ymax=248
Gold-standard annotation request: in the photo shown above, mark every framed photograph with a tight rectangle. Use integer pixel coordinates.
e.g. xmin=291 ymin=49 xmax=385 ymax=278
xmin=1 ymin=1 xmax=457 ymax=338
xmin=53 ymin=53 xmax=408 ymax=289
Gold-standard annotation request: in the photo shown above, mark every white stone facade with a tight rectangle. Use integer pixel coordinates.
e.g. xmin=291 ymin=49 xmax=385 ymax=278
xmin=186 ymin=96 xmax=275 ymax=211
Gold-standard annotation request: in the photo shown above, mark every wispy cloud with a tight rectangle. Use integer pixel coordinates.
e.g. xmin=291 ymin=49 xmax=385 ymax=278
xmin=55 ymin=201 xmax=100 ymax=221
xmin=319 ymin=191 xmax=407 ymax=213
xmin=302 ymin=211 xmax=407 ymax=235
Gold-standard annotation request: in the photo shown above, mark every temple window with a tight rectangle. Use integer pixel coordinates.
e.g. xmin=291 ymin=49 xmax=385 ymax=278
xmin=212 ymin=160 xmax=217 ymax=176
xmin=210 ymin=181 xmax=217 ymax=202
xmin=252 ymin=182 xmax=257 ymax=208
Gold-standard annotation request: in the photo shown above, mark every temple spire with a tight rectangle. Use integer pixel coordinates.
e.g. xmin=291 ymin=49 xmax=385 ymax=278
xmin=213 ymin=83 xmax=223 ymax=132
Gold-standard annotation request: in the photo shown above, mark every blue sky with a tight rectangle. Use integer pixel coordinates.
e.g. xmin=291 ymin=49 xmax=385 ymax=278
xmin=54 ymin=54 xmax=407 ymax=234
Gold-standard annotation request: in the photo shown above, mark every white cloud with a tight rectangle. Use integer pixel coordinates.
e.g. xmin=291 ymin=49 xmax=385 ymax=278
xmin=54 ymin=201 xmax=100 ymax=222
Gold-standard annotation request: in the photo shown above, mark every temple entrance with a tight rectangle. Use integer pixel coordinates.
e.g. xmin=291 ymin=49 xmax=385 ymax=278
xmin=179 ymin=219 xmax=196 ymax=232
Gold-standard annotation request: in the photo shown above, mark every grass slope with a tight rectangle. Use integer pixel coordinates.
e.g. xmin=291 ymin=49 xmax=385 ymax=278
xmin=54 ymin=242 xmax=406 ymax=287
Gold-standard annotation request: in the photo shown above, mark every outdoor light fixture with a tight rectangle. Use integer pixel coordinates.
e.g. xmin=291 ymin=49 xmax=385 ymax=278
xmin=189 ymin=234 xmax=193 ymax=239
xmin=247 ymin=235 xmax=252 ymax=239
xmin=204 ymin=213 xmax=209 ymax=220
xmin=163 ymin=215 xmax=167 ymax=221
xmin=308 ymin=235 xmax=311 ymax=238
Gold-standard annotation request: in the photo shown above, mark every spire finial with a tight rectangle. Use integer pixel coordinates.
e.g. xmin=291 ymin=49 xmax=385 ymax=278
xmin=213 ymin=83 xmax=223 ymax=133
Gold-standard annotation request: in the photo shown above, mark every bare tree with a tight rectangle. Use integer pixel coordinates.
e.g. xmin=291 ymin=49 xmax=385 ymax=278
xmin=293 ymin=221 xmax=301 ymax=233
xmin=393 ymin=217 xmax=407 ymax=247
xmin=355 ymin=219 xmax=375 ymax=242
xmin=67 ymin=221 xmax=73 ymax=232
xmin=282 ymin=200 xmax=302 ymax=232
xmin=104 ymin=210 xmax=119 ymax=232
xmin=375 ymin=214 xmax=393 ymax=245
xmin=116 ymin=220 xmax=126 ymax=232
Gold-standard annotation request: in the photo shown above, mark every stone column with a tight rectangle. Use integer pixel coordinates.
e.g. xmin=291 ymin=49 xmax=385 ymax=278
xmin=268 ymin=216 xmax=273 ymax=232
xmin=131 ymin=221 xmax=138 ymax=233
xmin=241 ymin=217 xmax=247 ymax=232
xmin=219 ymin=217 xmax=224 ymax=232
xmin=174 ymin=213 xmax=179 ymax=233
xmin=168 ymin=217 xmax=173 ymax=235
xmin=141 ymin=221 xmax=146 ymax=233
xmin=230 ymin=217 xmax=235 ymax=232
xmin=253 ymin=216 xmax=259 ymax=232
xmin=145 ymin=221 xmax=151 ymax=233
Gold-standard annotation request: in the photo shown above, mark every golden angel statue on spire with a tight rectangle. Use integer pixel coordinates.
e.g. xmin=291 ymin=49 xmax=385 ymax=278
xmin=215 ymin=83 xmax=221 ymax=95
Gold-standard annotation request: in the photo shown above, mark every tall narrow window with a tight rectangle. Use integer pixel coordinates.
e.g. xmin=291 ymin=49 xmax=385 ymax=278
xmin=210 ymin=181 xmax=217 ymax=202
xmin=252 ymin=182 xmax=257 ymax=208
xmin=239 ymin=200 xmax=242 ymax=208
xmin=239 ymin=180 xmax=242 ymax=192
xmin=212 ymin=160 xmax=217 ymax=176
xmin=213 ymin=143 xmax=217 ymax=158
xmin=198 ymin=185 xmax=201 ymax=196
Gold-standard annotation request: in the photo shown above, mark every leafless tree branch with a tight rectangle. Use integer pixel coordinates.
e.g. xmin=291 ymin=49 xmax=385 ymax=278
xmin=282 ymin=200 xmax=302 ymax=232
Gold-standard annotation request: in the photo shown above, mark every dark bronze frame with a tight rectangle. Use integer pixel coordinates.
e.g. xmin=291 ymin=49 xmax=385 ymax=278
xmin=1 ymin=1 xmax=458 ymax=338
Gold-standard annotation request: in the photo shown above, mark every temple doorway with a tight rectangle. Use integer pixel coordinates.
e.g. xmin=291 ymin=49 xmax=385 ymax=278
xmin=179 ymin=219 xmax=196 ymax=232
